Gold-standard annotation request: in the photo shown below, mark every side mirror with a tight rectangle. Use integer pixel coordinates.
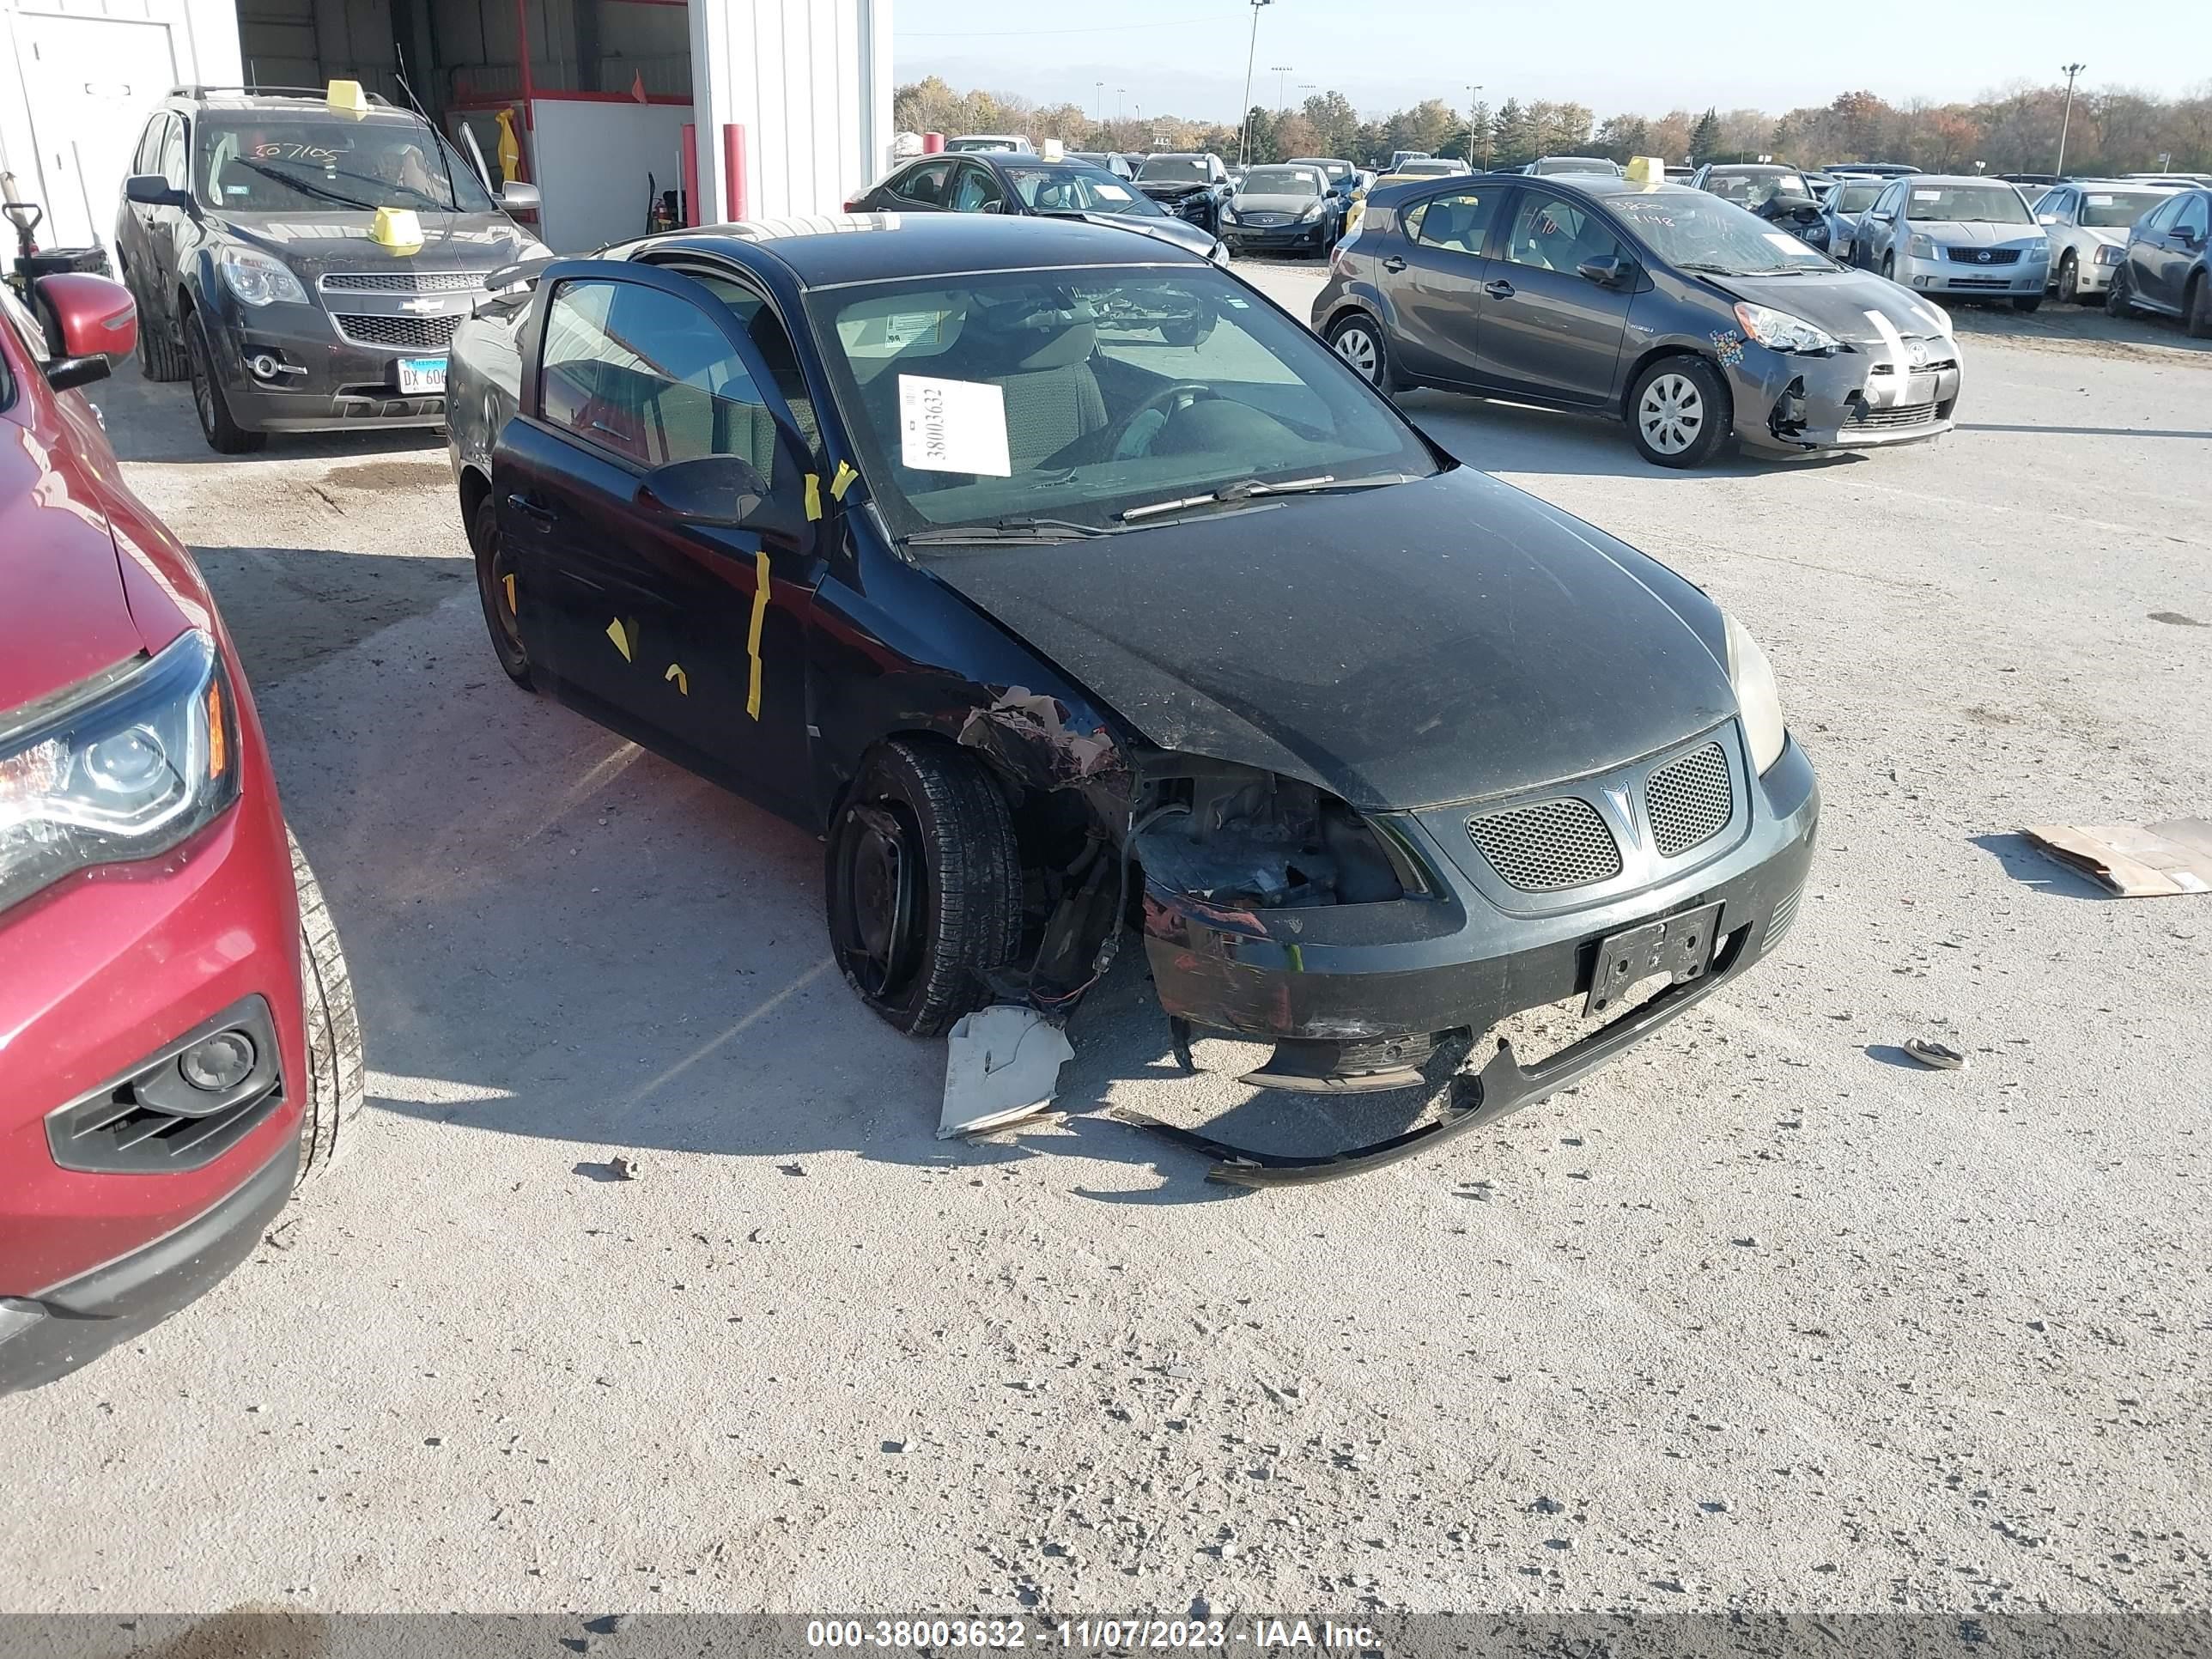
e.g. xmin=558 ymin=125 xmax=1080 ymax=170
xmin=36 ymin=272 xmax=138 ymax=364
xmin=500 ymin=180 xmax=542 ymax=213
xmin=1576 ymin=253 xmax=1632 ymax=289
xmin=125 ymin=173 xmax=194 ymax=212
xmin=635 ymin=454 xmax=770 ymax=528
xmin=976 ymin=199 xmax=1003 ymax=214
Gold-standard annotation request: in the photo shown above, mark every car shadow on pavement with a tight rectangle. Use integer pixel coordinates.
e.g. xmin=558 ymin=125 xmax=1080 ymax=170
xmin=192 ymin=546 xmax=472 ymax=686
xmin=1957 ymin=422 xmax=2212 ymax=441
xmin=1396 ymin=391 xmax=1868 ymax=482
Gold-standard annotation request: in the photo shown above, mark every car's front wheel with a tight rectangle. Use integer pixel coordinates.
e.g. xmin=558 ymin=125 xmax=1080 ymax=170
xmin=1628 ymin=356 xmax=1729 ymax=470
xmin=289 ymin=826 xmax=364 ymax=1185
xmin=470 ymin=489 xmax=534 ymax=688
xmin=1881 ymin=252 xmax=1895 ymax=282
xmin=1327 ymin=312 xmax=1396 ymax=393
xmin=185 ymin=307 xmax=266 ymax=453
xmin=825 ymin=740 xmax=1023 ymax=1038
xmin=2056 ymin=252 xmax=2081 ymax=304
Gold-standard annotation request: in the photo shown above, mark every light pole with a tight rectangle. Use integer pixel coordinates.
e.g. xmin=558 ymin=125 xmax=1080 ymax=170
xmin=1237 ymin=0 xmax=1274 ymax=167
xmin=1096 ymin=80 xmax=1104 ymax=127
xmin=1272 ymin=65 xmax=1293 ymax=113
xmin=2056 ymin=61 xmax=2086 ymax=178
xmin=1117 ymin=88 xmax=1126 ymax=121
xmin=1465 ymin=82 xmax=1484 ymax=165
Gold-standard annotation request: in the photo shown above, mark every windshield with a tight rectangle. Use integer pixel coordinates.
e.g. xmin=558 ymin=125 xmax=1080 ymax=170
xmin=2077 ymin=189 xmax=2170 ymax=228
xmin=1834 ymin=181 xmax=1883 ymax=213
xmin=1139 ymin=157 xmax=1210 ymax=184
xmin=806 ymin=268 xmax=1436 ymax=542
xmin=1242 ymin=167 xmax=1322 ymax=197
xmin=1905 ymin=184 xmax=2033 ymax=224
xmin=1703 ymin=167 xmax=1811 ymax=207
xmin=194 ymin=115 xmax=494 ymax=213
xmin=1609 ymin=190 xmax=1833 ymax=274
xmin=1008 ymin=166 xmax=1161 ymax=216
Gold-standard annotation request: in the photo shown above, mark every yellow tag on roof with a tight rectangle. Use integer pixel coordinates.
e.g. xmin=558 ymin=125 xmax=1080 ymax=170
xmin=373 ymin=206 xmax=423 ymax=255
xmin=326 ymin=79 xmax=370 ymax=118
xmin=1624 ymin=155 xmax=1667 ymax=185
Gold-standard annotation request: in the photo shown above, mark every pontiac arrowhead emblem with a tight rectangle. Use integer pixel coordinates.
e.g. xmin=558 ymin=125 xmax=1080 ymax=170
xmin=1604 ymin=786 xmax=1642 ymax=849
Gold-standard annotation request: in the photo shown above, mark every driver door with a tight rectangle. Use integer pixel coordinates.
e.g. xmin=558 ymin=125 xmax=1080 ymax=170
xmin=1470 ymin=189 xmax=1638 ymax=405
xmin=494 ymin=261 xmax=820 ymax=810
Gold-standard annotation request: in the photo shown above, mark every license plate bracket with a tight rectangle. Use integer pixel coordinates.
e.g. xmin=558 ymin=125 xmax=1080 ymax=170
xmin=397 ymin=356 xmax=447 ymax=394
xmin=1584 ymin=901 xmax=1724 ymax=1018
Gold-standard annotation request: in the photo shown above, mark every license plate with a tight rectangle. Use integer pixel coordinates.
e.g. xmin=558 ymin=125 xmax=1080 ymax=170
xmin=397 ymin=356 xmax=447 ymax=394
xmin=1583 ymin=901 xmax=1724 ymax=1018
xmin=1905 ymin=372 xmax=1936 ymax=403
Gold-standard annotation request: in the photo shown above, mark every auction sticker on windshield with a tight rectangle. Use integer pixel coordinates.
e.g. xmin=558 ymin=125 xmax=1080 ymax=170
xmin=899 ymin=375 xmax=1011 ymax=477
xmin=398 ymin=356 xmax=447 ymax=394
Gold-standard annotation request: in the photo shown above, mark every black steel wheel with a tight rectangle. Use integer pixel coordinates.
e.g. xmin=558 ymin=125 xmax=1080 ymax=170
xmin=824 ymin=740 xmax=1022 ymax=1037
xmin=2106 ymin=263 xmax=2136 ymax=318
xmin=185 ymin=307 xmax=264 ymax=453
xmin=471 ymin=490 xmax=533 ymax=688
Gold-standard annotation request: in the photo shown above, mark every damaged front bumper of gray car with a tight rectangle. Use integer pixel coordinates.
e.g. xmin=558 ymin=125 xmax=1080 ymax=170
xmin=1727 ymin=333 xmax=1962 ymax=454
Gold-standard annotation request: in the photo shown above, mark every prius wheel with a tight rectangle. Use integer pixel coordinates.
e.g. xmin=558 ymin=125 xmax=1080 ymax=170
xmin=471 ymin=491 xmax=534 ymax=689
xmin=1629 ymin=356 xmax=1729 ymax=470
xmin=2106 ymin=266 xmax=2134 ymax=317
xmin=1328 ymin=313 xmax=1395 ymax=392
xmin=184 ymin=309 xmax=265 ymax=454
xmin=825 ymin=740 xmax=1022 ymax=1039
xmin=2057 ymin=253 xmax=2081 ymax=304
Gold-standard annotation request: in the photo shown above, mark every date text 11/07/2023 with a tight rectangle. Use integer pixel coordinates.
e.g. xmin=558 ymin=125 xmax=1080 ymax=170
xmin=804 ymin=1618 xmax=1382 ymax=1650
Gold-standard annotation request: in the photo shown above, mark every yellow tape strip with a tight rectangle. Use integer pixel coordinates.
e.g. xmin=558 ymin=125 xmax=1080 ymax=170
xmin=501 ymin=573 xmax=517 ymax=613
xmin=606 ymin=617 xmax=633 ymax=661
xmin=664 ymin=663 xmax=688 ymax=695
xmin=744 ymin=551 xmax=770 ymax=720
xmin=804 ymin=473 xmax=823 ymax=521
xmin=830 ymin=461 xmax=859 ymax=500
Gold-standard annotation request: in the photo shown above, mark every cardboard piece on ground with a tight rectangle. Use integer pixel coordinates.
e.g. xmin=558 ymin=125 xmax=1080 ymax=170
xmin=939 ymin=1005 xmax=1075 ymax=1139
xmin=2021 ymin=820 xmax=2212 ymax=896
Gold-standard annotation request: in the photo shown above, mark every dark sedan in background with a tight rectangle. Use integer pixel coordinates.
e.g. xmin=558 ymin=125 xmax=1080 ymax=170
xmin=1315 ymin=173 xmax=1960 ymax=467
xmin=2105 ymin=186 xmax=2212 ymax=336
xmin=1220 ymin=164 xmax=1345 ymax=257
xmin=443 ymin=214 xmax=1815 ymax=1182
xmin=112 ymin=84 xmax=544 ymax=453
xmin=848 ymin=152 xmax=1227 ymax=264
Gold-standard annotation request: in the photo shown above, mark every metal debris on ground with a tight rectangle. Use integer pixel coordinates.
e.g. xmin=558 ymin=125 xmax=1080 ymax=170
xmin=939 ymin=1004 xmax=1075 ymax=1139
xmin=1904 ymin=1038 xmax=1967 ymax=1071
xmin=2021 ymin=820 xmax=2212 ymax=897
xmin=608 ymin=1156 xmax=641 ymax=1181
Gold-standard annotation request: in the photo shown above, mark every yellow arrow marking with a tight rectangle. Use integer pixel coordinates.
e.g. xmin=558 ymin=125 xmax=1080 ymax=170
xmin=665 ymin=663 xmax=688 ymax=695
xmin=745 ymin=551 xmax=770 ymax=719
xmin=606 ymin=617 xmax=634 ymax=661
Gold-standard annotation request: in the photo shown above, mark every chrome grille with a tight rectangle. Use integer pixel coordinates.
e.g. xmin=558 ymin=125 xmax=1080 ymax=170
xmin=333 ymin=312 xmax=459 ymax=350
xmin=1851 ymin=399 xmax=1939 ymax=429
xmin=320 ymin=270 xmax=490 ymax=293
xmin=1466 ymin=797 xmax=1620 ymax=892
xmin=1643 ymin=743 xmax=1734 ymax=857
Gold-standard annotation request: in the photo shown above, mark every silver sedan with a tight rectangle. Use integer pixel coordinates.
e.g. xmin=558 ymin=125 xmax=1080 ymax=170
xmin=1853 ymin=175 xmax=2051 ymax=311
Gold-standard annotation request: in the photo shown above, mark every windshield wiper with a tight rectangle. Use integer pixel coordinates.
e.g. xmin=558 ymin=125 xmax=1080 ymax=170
xmin=236 ymin=159 xmax=383 ymax=212
xmin=902 ymin=516 xmax=1124 ymax=545
xmin=1118 ymin=473 xmax=1414 ymax=523
xmin=1676 ymin=261 xmax=1749 ymax=276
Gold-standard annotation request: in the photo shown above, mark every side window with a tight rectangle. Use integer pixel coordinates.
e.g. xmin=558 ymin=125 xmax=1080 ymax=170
xmin=2138 ymin=196 xmax=2181 ymax=234
xmin=1501 ymin=194 xmax=1624 ymax=274
xmin=2176 ymin=195 xmax=2209 ymax=238
xmin=539 ymin=280 xmax=782 ymax=480
xmin=131 ymin=116 xmax=167 ymax=177
xmin=1873 ymin=184 xmax=1901 ymax=219
xmin=1407 ymin=189 xmax=1498 ymax=255
xmin=895 ymin=161 xmax=952 ymax=208
xmin=681 ymin=268 xmax=821 ymax=456
xmin=159 ymin=119 xmax=188 ymax=190
xmin=949 ymin=163 xmax=1004 ymax=213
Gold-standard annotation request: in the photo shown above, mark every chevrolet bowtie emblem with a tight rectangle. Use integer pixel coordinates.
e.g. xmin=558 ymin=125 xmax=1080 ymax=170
xmin=400 ymin=296 xmax=443 ymax=313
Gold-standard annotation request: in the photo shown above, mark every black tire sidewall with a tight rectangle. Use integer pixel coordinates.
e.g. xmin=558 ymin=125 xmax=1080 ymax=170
xmin=2057 ymin=255 xmax=2077 ymax=302
xmin=185 ymin=310 xmax=263 ymax=452
xmin=1629 ymin=356 xmax=1729 ymax=469
xmin=471 ymin=492 xmax=533 ymax=686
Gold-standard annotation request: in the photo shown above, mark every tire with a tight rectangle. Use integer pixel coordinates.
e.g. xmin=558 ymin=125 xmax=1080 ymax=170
xmin=2011 ymin=295 xmax=2042 ymax=313
xmin=135 ymin=281 xmax=190 ymax=382
xmin=2106 ymin=264 xmax=2135 ymax=318
xmin=185 ymin=307 xmax=265 ymax=453
xmin=2187 ymin=273 xmax=2212 ymax=340
xmin=289 ymin=825 xmax=364 ymax=1185
xmin=1628 ymin=355 xmax=1730 ymax=470
xmin=1881 ymin=252 xmax=1895 ymax=283
xmin=1327 ymin=311 xmax=1397 ymax=393
xmin=824 ymin=739 xmax=1023 ymax=1039
xmin=470 ymin=489 xmax=535 ymax=689
xmin=2057 ymin=253 xmax=2081 ymax=304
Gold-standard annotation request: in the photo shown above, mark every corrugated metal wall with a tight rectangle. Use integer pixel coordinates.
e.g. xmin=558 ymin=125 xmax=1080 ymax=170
xmin=690 ymin=0 xmax=888 ymax=222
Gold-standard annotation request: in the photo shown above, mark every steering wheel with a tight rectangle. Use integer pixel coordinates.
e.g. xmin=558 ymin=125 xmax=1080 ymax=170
xmin=1107 ymin=380 xmax=1222 ymax=459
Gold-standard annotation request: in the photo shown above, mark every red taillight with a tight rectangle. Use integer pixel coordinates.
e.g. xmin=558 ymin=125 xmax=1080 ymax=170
xmin=843 ymin=197 xmax=863 ymax=213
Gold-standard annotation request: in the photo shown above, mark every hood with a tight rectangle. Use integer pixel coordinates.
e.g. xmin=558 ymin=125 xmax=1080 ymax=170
xmin=1233 ymin=192 xmax=1323 ymax=215
xmin=2081 ymin=226 xmax=2129 ymax=247
xmin=217 ymin=210 xmax=538 ymax=283
xmin=924 ymin=471 xmax=1737 ymax=811
xmin=1911 ymin=221 xmax=2042 ymax=248
xmin=1137 ymin=179 xmax=1211 ymax=200
xmin=1706 ymin=267 xmax=1954 ymax=341
xmin=0 ymin=419 xmax=144 ymax=717
xmin=1087 ymin=214 xmax=1213 ymax=256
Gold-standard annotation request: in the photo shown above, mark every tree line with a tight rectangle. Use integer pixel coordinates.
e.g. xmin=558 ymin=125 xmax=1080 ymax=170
xmin=893 ymin=75 xmax=2212 ymax=176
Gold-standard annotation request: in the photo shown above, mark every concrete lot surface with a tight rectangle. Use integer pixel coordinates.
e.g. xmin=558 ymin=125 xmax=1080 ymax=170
xmin=3 ymin=260 xmax=2209 ymax=1621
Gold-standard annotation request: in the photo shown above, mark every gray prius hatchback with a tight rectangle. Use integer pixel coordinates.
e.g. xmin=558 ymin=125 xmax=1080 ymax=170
xmin=1315 ymin=173 xmax=1962 ymax=467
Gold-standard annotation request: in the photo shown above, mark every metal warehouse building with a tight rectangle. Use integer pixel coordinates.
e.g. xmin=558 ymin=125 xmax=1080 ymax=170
xmin=0 ymin=0 xmax=890 ymax=258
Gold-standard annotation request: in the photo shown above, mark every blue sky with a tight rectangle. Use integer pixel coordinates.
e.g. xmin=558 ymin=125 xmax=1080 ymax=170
xmin=894 ymin=0 xmax=2212 ymax=124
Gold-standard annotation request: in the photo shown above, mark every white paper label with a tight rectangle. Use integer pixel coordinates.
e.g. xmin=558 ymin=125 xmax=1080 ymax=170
xmin=880 ymin=311 xmax=945 ymax=349
xmin=1762 ymin=231 xmax=1802 ymax=251
xmin=899 ymin=375 xmax=1012 ymax=477
xmin=2087 ymin=193 xmax=2115 ymax=205
xmin=1093 ymin=182 xmax=1133 ymax=201
xmin=1912 ymin=189 xmax=1939 ymax=202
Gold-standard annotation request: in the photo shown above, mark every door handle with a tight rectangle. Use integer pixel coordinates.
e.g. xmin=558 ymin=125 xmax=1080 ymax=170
xmin=1484 ymin=279 xmax=1516 ymax=300
xmin=506 ymin=492 xmax=556 ymax=529
xmin=1382 ymin=255 xmax=1407 ymax=272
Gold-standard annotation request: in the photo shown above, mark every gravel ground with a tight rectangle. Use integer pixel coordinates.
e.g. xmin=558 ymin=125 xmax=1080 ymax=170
xmin=4 ymin=259 xmax=2209 ymax=1622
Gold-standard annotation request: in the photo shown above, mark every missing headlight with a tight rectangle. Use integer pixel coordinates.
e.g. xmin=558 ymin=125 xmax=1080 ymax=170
xmin=1133 ymin=756 xmax=1418 ymax=908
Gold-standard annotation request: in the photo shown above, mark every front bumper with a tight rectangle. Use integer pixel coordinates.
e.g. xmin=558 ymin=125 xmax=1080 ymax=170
xmin=1893 ymin=252 xmax=2048 ymax=297
xmin=1729 ymin=337 xmax=1961 ymax=453
xmin=1225 ymin=220 xmax=1328 ymax=251
xmin=1135 ymin=733 xmax=1818 ymax=1180
xmin=205 ymin=294 xmax=455 ymax=432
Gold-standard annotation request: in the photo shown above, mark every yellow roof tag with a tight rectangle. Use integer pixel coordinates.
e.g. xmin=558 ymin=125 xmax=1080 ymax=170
xmin=326 ymin=79 xmax=370 ymax=118
xmin=373 ymin=206 xmax=423 ymax=255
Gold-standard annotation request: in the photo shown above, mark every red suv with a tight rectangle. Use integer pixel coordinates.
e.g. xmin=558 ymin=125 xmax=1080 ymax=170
xmin=0 ymin=272 xmax=362 ymax=1392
